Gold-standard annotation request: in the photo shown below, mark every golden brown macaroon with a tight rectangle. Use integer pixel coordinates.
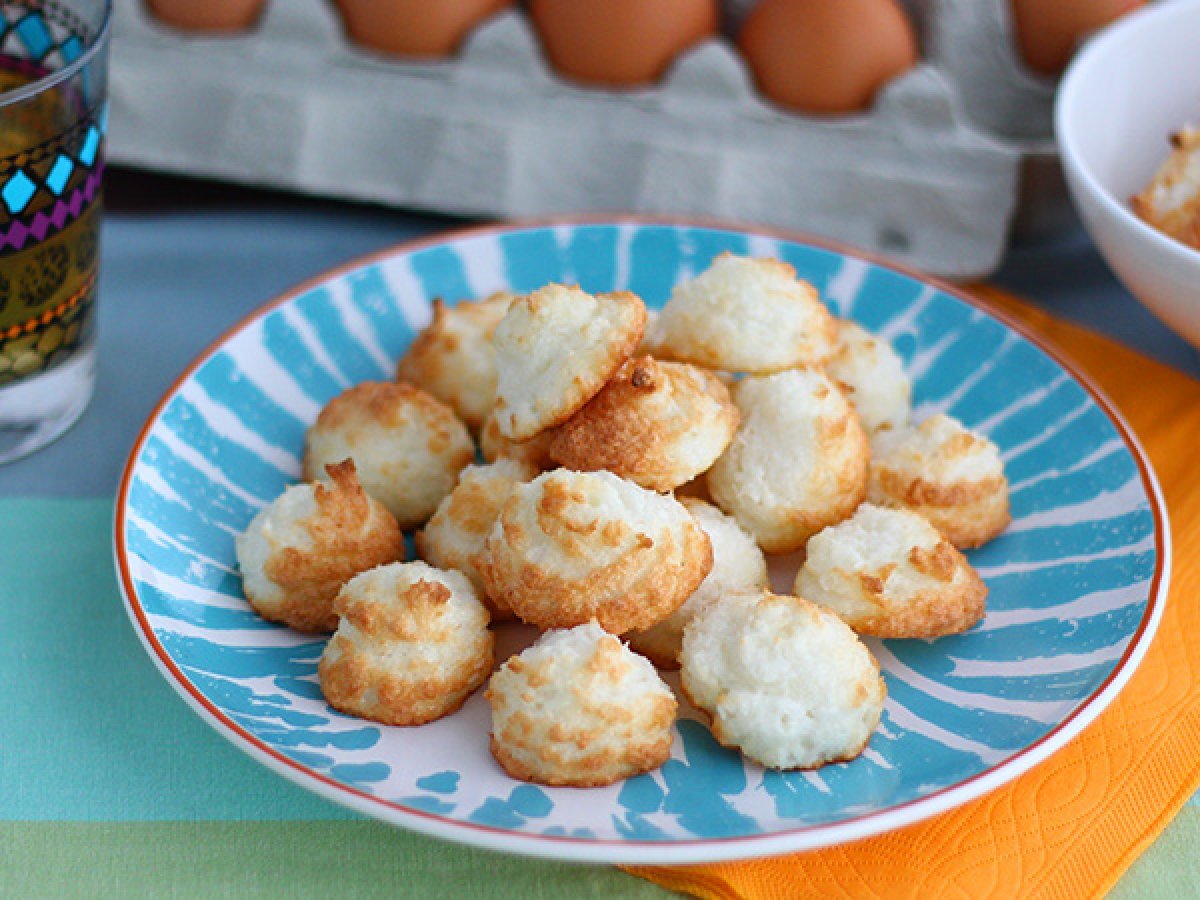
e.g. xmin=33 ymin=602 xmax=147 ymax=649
xmin=637 ymin=308 xmax=664 ymax=356
xmin=235 ymin=460 xmax=405 ymax=633
xmin=868 ymin=414 xmax=1010 ymax=549
xmin=1132 ymin=125 xmax=1200 ymax=251
xmin=318 ymin=562 xmax=494 ymax=726
xmin=396 ymin=292 xmax=514 ymax=429
xmin=491 ymin=284 xmax=646 ymax=441
xmin=825 ymin=319 xmax=911 ymax=436
xmin=548 ymin=355 xmax=739 ymax=492
xmin=486 ymin=622 xmax=676 ymax=787
xmin=475 ymin=469 xmax=712 ymax=634
xmin=707 ymin=368 xmax=870 ymax=553
xmin=415 ymin=459 xmax=539 ymax=621
xmin=680 ymin=590 xmax=886 ymax=770
xmin=303 ymin=381 xmax=474 ymax=529
xmin=794 ymin=503 xmax=987 ymax=638
xmin=627 ymin=498 xmax=769 ymax=668
xmin=655 ymin=253 xmax=836 ymax=373
xmin=479 ymin=408 xmax=556 ymax=471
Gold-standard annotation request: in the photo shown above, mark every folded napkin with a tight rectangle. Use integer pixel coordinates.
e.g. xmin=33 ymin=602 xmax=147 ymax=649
xmin=627 ymin=286 xmax=1200 ymax=899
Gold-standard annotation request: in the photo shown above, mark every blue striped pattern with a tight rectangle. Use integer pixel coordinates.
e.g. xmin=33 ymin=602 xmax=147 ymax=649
xmin=119 ymin=225 xmax=1159 ymax=848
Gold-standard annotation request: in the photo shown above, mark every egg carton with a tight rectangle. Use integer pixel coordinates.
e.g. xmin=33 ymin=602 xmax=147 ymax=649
xmin=913 ymin=0 xmax=1069 ymax=239
xmin=107 ymin=0 xmax=1045 ymax=278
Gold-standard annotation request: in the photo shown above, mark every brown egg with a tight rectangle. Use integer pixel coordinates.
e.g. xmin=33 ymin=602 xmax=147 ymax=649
xmin=145 ymin=0 xmax=267 ymax=31
xmin=738 ymin=0 xmax=919 ymax=115
xmin=333 ymin=0 xmax=514 ymax=58
xmin=1009 ymin=0 xmax=1143 ymax=76
xmin=529 ymin=0 xmax=719 ymax=87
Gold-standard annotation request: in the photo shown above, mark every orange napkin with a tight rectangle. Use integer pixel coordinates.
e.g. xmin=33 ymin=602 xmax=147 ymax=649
xmin=626 ymin=286 xmax=1200 ymax=899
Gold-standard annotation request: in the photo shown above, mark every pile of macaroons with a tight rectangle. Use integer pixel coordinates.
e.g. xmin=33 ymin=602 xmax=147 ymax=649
xmin=236 ymin=253 xmax=1010 ymax=788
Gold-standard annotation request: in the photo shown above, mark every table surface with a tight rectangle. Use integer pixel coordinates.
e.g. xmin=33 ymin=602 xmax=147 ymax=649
xmin=1 ymin=171 xmax=1196 ymax=897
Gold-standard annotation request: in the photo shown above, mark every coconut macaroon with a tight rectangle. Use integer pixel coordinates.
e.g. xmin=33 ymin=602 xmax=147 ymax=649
xmin=795 ymin=503 xmax=987 ymax=638
xmin=318 ymin=562 xmax=493 ymax=726
xmin=707 ymin=368 xmax=869 ymax=554
xmin=548 ymin=356 xmax=739 ymax=492
xmin=491 ymin=284 xmax=646 ymax=441
xmin=637 ymin=308 xmax=664 ymax=356
xmin=303 ymin=381 xmax=474 ymax=529
xmin=415 ymin=459 xmax=539 ymax=621
xmin=236 ymin=460 xmax=404 ymax=633
xmin=479 ymin=408 xmax=556 ymax=471
xmin=1132 ymin=125 xmax=1200 ymax=251
xmin=486 ymin=623 xmax=676 ymax=787
xmin=476 ymin=469 xmax=712 ymax=634
xmin=628 ymin=498 xmax=769 ymax=668
xmin=655 ymin=254 xmax=835 ymax=374
xmin=826 ymin=320 xmax=911 ymax=436
xmin=396 ymin=292 xmax=513 ymax=429
xmin=680 ymin=590 xmax=885 ymax=770
xmin=868 ymin=414 xmax=1010 ymax=548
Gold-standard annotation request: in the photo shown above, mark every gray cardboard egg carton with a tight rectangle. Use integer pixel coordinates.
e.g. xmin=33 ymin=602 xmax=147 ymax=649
xmin=107 ymin=0 xmax=1059 ymax=278
xmin=912 ymin=0 xmax=1066 ymax=239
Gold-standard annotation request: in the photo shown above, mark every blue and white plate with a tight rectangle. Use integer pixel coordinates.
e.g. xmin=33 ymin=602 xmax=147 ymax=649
xmin=114 ymin=221 xmax=1169 ymax=864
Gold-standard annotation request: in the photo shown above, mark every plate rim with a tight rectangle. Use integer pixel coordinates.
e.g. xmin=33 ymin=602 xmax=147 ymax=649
xmin=112 ymin=215 xmax=1172 ymax=864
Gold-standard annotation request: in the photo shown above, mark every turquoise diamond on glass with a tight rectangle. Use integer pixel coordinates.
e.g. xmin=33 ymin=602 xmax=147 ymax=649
xmin=14 ymin=14 xmax=52 ymax=58
xmin=60 ymin=35 xmax=82 ymax=63
xmin=45 ymin=156 xmax=73 ymax=195
xmin=2 ymin=170 xmax=36 ymax=214
xmin=78 ymin=126 xmax=100 ymax=166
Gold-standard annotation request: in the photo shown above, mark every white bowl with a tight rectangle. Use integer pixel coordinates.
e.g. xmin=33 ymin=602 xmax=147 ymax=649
xmin=1056 ymin=0 xmax=1200 ymax=347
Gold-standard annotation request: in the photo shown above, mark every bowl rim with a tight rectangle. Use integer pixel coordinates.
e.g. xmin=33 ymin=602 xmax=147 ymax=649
xmin=1055 ymin=0 xmax=1200 ymax=268
xmin=111 ymin=216 xmax=1171 ymax=864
